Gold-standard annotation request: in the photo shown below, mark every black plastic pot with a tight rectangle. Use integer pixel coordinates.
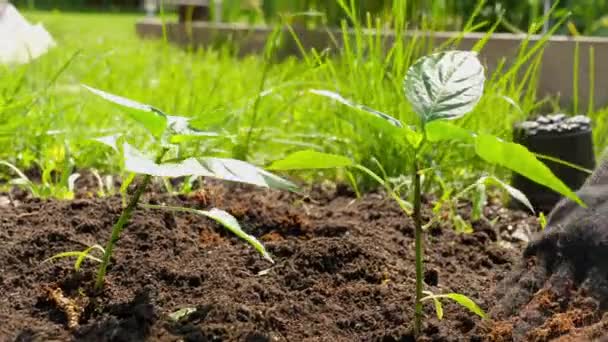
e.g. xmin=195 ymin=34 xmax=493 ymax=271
xmin=510 ymin=114 xmax=595 ymax=214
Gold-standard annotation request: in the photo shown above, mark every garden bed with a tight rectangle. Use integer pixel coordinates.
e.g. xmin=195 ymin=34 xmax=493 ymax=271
xmin=1 ymin=179 xmax=607 ymax=341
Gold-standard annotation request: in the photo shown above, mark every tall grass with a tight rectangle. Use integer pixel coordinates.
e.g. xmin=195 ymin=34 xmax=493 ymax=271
xmin=1 ymin=7 xmax=607 ymax=194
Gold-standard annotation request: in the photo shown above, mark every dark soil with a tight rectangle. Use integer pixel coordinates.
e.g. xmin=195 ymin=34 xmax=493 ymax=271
xmin=0 ymin=180 xmax=606 ymax=341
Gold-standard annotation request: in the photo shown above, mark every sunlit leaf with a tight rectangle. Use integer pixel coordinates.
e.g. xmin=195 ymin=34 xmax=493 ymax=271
xmin=422 ymin=293 xmax=486 ymax=319
xmin=93 ymin=134 xmax=122 ymax=152
xmin=422 ymin=291 xmax=445 ymax=320
xmin=309 ymin=89 xmax=403 ymax=128
xmin=82 ymin=85 xmax=167 ymax=138
xmin=119 ymin=143 xmax=297 ymax=191
xmin=169 ymin=307 xmax=197 ymax=321
xmin=474 ymin=134 xmax=583 ymax=206
xmin=144 ymin=205 xmax=273 ymax=263
xmin=404 ymin=50 xmax=485 ymax=123
xmin=123 ymin=143 xmax=213 ymax=178
xmin=482 ymin=176 xmax=535 ymax=214
xmin=166 ymin=115 xmax=221 ymax=143
xmin=267 ymin=150 xmax=354 ymax=170
xmin=199 ymin=157 xmax=297 ymax=190
xmin=425 ymin=120 xmax=475 ymax=143
xmin=471 ymin=181 xmax=486 ymax=221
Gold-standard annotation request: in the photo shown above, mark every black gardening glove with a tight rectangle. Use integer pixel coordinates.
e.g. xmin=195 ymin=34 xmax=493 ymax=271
xmin=482 ymin=152 xmax=608 ymax=340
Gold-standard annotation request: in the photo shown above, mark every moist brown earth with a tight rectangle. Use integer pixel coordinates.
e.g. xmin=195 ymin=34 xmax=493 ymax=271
xmin=0 ymin=180 xmax=606 ymax=341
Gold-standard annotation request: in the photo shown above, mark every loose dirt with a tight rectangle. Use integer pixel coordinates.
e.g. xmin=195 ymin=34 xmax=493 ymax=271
xmin=0 ymin=180 xmax=606 ymax=341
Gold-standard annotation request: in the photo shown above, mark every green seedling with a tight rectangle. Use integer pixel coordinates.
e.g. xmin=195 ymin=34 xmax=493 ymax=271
xmin=0 ymin=160 xmax=79 ymax=200
xmin=421 ymin=290 xmax=486 ymax=321
xmin=269 ymin=50 xmax=583 ymax=336
xmin=44 ymin=244 xmax=105 ymax=272
xmin=46 ymin=85 xmax=297 ymax=292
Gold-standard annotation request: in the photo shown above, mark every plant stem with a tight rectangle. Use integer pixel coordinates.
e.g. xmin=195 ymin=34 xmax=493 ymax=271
xmin=413 ymin=156 xmax=424 ymax=336
xmin=94 ymin=148 xmax=168 ymax=291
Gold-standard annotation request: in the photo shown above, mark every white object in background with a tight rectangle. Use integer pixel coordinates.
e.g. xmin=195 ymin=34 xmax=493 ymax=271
xmin=0 ymin=3 xmax=56 ymax=65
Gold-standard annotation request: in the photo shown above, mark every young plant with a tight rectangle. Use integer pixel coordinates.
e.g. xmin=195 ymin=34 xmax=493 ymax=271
xmin=47 ymin=85 xmax=297 ymax=292
xmin=269 ymin=50 xmax=583 ymax=336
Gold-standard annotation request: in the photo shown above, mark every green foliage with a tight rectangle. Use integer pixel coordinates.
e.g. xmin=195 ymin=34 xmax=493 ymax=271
xmin=48 ymin=85 xmax=296 ymax=290
xmin=268 ymin=150 xmax=354 ymax=170
xmin=43 ymin=244 xmax=105 ymax=272
xmin=421 ymin=291 xmax=486 ymax=320
xmin=270 ymin=49 xmax=582 ymax=336
xmin=144 ymin=205 xmax=274 ymax=263
xmin=474 ymin=134 xmax=583 ymax=206
xmin=404 ymin=51 xmax=485 ymax=124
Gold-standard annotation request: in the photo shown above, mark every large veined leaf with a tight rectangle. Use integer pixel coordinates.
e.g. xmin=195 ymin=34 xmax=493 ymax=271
xmin=268 ymin=150 xmax=354 ymax=170
xmin=404 ymin=50 xmax=485 ymax=124
xmin=309 ymin=89 xmax=423 ymax=147
xmin=474 ymin=134 xmax=583 ymax=206
xmin=119 ymin=142 xmax=296 ymax=191
xmin=82 ymin=85 xmax=168 ymax=138
xmin=309 ymin=89 xmax=403 ymax=128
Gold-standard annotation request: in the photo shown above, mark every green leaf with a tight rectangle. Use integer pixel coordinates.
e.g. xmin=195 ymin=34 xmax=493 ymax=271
xmin=404 ymin=50 xmax=485 ymax=123
xmin=452 ymin=214 xmax=473 ymax=234
xmin=201 ymin=208 xmax=274 ymax=263
xmin=482 ymin=176 xmax=535 ymax=214
xmin=123 ymin=143 xmax=213 ymax=178
xmin=474 ymin=134 xmax=583 ymax=206
xmin=471 ymin=181 xmax=486 ymax=221
xmin=166 ymin=115 xmax=221 ymax=143
xmin=169 ymin=307 xmax=197 ymax=321
xmin=144 ymin=205 xmax=273 ymax=263
xmin=425 ymin=120 xmax=475 ymax=143
xmin=199 ymin=157 xmax=298 ymax=191
xmin=43 ymin=244 xmax=105 ymax=271
xmin=423 ymin=291 xmax=444 ymax=320
xmin=422 ymin=293 xmax=486 ymax=319
xmin=267 ymin=150 xmax=354 ymax=170
xmin=309 ymin=89 xmax=403 ymax=128
xmin=119 ymin=143 xmax=297 ymax=191
xmin=539 ymin=212 xmax=548 ymax=230
xmin=73 ymin=244 xmax=105 ymax=271
xmin=82 ymin=85 xmax=168 ymax=138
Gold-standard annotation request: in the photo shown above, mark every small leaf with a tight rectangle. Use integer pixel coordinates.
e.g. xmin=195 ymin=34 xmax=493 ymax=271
xmin=474 ymin=134 xmax=583 ymax=207
xmin=453 ymin=214 xmax=473 ymax=234
xmin=422 ymin=290 xmax=444 ymax=320
xmin=73 ymin=244 xmax=105 ymax=271
xmin=539 ymin=212 xmax=548 ymax=230
xmin=404 ymin=50 xmax=485 ymax=123
xmin=267 ymin=150 xmax=354 ymax=170
xmin=422 ymin=293 xmax=486 ymax=319
xmin=145 ymin=205 xmax=274 ymax=263
xmin=309 ymin=89 xmax=403 ymax=128
xmin=425 ymin=120 xmax=475 ymax=143
xmin=483 ymin=176 xmax=535 ymax=214
xmin=471 ymin=181 xmax=487 ymax=221
xmin=169 ymin=307 xmax=197 ymax=321
xmin=82 ymin=85 xmax=167 ymax=138
xmin=166 ymin=115 xmax=221 ymax=143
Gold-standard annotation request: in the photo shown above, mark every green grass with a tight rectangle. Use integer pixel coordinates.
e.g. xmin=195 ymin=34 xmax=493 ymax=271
xmin=1 ymin=9 xmax=607 ymax=196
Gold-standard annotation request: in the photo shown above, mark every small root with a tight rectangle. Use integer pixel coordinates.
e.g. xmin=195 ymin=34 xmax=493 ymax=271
xmin=44 ymin=286 xmax=86 ymax=330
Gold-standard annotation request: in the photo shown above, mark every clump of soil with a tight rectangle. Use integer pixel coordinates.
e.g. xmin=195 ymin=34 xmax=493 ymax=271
xmin=0 ymin=180 xmax=604 ymax=341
